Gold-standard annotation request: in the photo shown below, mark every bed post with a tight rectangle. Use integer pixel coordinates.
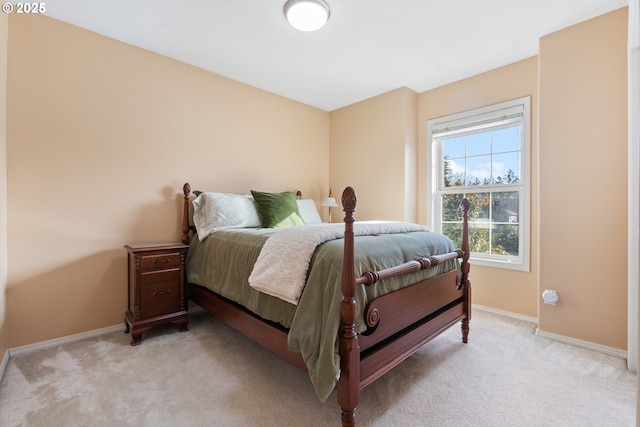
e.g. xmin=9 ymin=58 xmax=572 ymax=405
xmin=182 ymin=183 xmax=191 ymax=245
xmin=460 ymin=198 xmax=472 ymax=343
xmin=337 ymin=186 xmax=360 ymax=427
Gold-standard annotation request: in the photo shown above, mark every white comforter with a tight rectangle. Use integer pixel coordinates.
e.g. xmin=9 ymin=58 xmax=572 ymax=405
xmin=248 ymin=221 xmax=431 ymax=304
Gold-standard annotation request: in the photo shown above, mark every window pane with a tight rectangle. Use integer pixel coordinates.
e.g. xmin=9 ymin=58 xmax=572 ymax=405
xmin=491 ymin=191 xmax=519 ymax=223
xmin=476 ymin=192 xmax=491 ymax=222
xmin=492 ymin=152 xmax=520 ymax=184
xmin=441 ymin=193 xmax=464 ymax=221
xmin=469 ymin=224 xmax=490 ymax=254
xmin=492 ymin=224 xmax=519 ymax=256
xmin=443 ymin=136 xmax=465 ymax=158
xmin=442 ymin=222 xmax=462 ymax=248
xmin=466 ymin=132 xmax=491 ymax=157
xmin=442 ymin=191 xmax=520 ymax=258
xmin=466 ymin=155 xmax=491 ymax=186
xmin=443 ymin=157 xmax=465 ymax=188
xmin=492 ymin=126 xmax=520 ymax=153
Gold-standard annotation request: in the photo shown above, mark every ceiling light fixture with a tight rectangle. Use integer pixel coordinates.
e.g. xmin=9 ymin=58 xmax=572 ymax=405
xmin=284 ymin=0 xmax=330 ymax=32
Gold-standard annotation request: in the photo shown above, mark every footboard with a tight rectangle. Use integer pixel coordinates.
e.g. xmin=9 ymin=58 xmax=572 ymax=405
xmin=358 ymin=269 xmax=466 ymax=387
xmin=359 ymin=269 xmax=465 ymax=349
xmin=337 ymin=187 xmax=471 ymax=426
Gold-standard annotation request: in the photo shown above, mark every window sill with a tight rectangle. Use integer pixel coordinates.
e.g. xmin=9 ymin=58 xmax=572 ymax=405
xmin=470 ymin=255 xmax=530 ymax=272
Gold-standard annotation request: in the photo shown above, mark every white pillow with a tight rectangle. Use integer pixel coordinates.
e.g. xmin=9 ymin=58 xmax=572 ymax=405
xmin=296 ymin=199 xmax=323 ymax=224
xmin=193 ymin=192 xmax=262 ymax=241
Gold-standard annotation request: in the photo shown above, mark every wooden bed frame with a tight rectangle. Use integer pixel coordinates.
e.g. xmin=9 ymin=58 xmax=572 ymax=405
xmin=181 ymin=183 xmax=471 ymax=426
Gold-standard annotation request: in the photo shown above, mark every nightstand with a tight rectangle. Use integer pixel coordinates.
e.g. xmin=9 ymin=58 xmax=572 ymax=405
xmin=124 ymin=243 xmax=189 ymax=345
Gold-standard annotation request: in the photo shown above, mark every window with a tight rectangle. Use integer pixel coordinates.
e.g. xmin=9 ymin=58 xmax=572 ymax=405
xmin=428 ymin=97 xmax=530 ymax=271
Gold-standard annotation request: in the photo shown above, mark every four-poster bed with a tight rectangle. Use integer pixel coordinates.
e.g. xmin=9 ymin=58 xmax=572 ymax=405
xmin=180 ymin=183 xmax=471 ymax=426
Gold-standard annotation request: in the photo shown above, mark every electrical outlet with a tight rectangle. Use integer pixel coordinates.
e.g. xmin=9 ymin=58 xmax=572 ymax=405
xmin=542 ymin=289 xmax=559 ymax=305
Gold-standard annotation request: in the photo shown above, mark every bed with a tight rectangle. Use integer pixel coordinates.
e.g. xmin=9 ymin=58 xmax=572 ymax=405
xmin=181 ymin=183 xmax=471 ymax=426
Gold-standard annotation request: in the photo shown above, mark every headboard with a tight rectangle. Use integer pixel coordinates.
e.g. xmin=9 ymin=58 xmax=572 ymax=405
xmin=181 ymin=183 xmax=304 ymax=245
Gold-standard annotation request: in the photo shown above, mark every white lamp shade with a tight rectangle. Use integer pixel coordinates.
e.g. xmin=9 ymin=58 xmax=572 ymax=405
xmin=322 ymin=197 xmax=339 ymax=208
xmin=284 ymin=0 xmax=330 ymax=32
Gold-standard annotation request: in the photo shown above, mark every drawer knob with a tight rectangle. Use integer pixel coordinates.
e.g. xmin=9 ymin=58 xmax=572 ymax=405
xmin=153 ymin=290 xmax=171 ymax=297
xmin=153 ymin=259 xmax=171 ymax=264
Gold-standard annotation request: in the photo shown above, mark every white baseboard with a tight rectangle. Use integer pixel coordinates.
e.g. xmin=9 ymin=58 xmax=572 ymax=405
xmin=535 ymin=328 xmax=628 ymax=360
xmin=472 ymin=303 xmax=627 ymax=360
xmin=8 ymin=324 xmax=125 ymax=357
xmin=0 ymin=349 xmax=8 ymax=382
xmin=7 ymin=306 xmax=207 ymax=358
xmin=473 ymin=303 xmax=538 ymax=324
xmin=2 ymin=304 xmax=626 ymax=368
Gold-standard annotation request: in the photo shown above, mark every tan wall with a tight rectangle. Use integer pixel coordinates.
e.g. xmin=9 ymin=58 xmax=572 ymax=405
xmin=0 ymin=11 xmax=8 ymax=357
xmin=538 ymin=8 xmax=628 ymax=349
xmin=6 ymin=15 xmax=329 ymax=348
xmin=418 ymin=57 xmax=540 ymax=319
xmin=329 ymin=87 xmax=418 ymax=222
xmin=327 ymin=8 xmax=628 ymax=342
xmin=3 ymin=9 xmax=630 ymax=354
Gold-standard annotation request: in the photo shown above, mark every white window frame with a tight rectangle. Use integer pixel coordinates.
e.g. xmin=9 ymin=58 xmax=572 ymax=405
xmin=428 ymin=97 xmax=531 ymax=272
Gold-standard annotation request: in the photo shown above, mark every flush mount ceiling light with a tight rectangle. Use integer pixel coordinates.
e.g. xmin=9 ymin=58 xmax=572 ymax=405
xmin=284 ymin=0 xmax=330 ymax=32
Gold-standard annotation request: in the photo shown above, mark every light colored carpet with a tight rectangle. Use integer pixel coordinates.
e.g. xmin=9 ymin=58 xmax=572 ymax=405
xmin=0 ymin=310 xmax=636 ymax=427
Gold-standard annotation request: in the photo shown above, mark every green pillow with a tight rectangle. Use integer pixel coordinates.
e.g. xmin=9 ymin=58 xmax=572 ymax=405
xmin=250 ymin=190 xmax=304 ymax=229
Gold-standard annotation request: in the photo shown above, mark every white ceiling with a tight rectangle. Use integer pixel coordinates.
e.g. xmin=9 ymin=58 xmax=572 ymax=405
xmin=45 ymin=0 xmax=629 ymax=111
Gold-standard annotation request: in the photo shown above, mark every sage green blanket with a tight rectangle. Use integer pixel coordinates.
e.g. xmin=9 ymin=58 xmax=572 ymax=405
xmin=185 ymin=226 xmax=458 ymax=402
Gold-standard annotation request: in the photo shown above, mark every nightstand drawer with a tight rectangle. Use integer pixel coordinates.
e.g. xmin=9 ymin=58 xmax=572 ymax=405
xmin=140 ymin=269 xmax=181 ymax=318
xmin=140 ymin=252 xmax=182 ymax=270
